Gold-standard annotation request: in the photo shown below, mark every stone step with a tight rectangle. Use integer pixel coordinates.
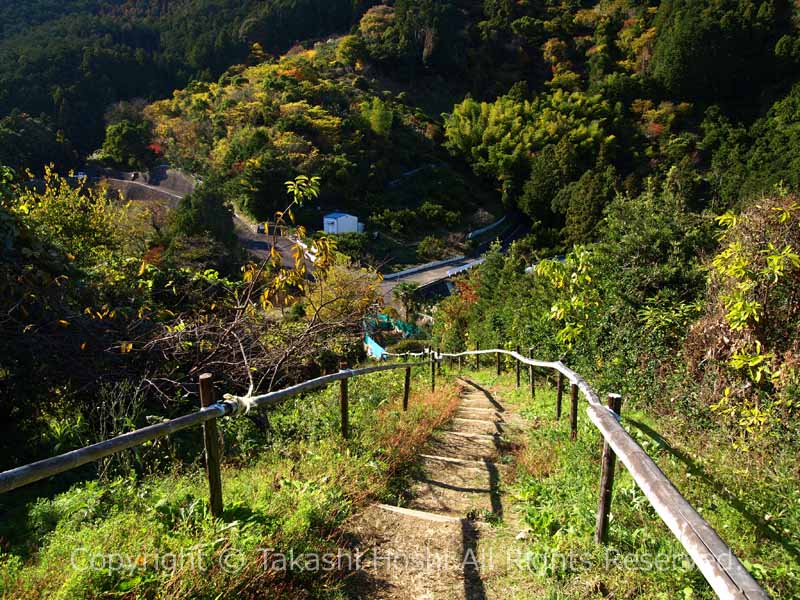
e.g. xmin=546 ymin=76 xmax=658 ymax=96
xmin=459 ymin=399 xmax=504 ymax=412
xmin=456 ymin=408 xmax=506 ymax=422
xmin=443 ymin=430 xmax=501 ymax=442
xmin=341 ymin=505 xmax=474 ymax=599
xmin=458 ymin=384 xmax=503 ymax=403
xmin=410 ymin=444 xmax=507 ymax=520
xmin=406 ymin=476 xmax=502 ymax=518
xmin=376 ymin=503 xmax=463 ymax=523
xmin=424 ymin=431 xmax=499 ymax=462
xmin=449 ymin=417 xmax=505 ymax=435
xmin=419 ymin=454 xmax=508 ymax=471
xmin=417 ymin=459 xmax=496 ymax=490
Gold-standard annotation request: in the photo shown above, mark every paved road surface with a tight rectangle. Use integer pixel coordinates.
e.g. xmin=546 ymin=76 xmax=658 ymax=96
xmin=233 ymin=213 xmax=304 ymax=270
xmin=99 ymin=172 xmax=300 ymax=270
xmin=380 ymin=257 xmax=473 ymax=304
xmin=98 ymin=167 xmax=526 ymax=300
xmin=104 ymin=178 xmax=183 ymax=202
xmin=380 ymin=221 xmax=528 ymax=305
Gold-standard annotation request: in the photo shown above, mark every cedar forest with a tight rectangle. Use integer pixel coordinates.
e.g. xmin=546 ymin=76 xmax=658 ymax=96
xmin=1 ymin=1 xmax=799 ymax=599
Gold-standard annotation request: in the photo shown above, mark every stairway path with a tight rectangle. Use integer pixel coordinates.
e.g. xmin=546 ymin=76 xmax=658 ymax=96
xmin=342 ymin=378 xmax=528 ymax=599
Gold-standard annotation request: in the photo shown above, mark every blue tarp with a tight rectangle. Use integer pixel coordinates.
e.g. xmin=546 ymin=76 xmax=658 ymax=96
xmin=364 ymin=335 xmax=387 ymax=360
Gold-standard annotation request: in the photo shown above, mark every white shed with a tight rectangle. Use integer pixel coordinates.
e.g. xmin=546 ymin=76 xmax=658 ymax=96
xmin=323 ymin=212 xmax=360 ymax=235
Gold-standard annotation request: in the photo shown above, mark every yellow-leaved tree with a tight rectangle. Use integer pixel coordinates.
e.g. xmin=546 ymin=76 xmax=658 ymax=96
xmin=686 ymin=192 xmax=800 ymax=448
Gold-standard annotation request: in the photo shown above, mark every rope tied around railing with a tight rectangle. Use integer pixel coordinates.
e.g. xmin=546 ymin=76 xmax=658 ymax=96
xmin=222 ymin=393 xmax=257 ymax=417
xmin=0 ymin=347 xmax=769 ymax=600
xmin=222 ymin=375 xmax=259 ymax=416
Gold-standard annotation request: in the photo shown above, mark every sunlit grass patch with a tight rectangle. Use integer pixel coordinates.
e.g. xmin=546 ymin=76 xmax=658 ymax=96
xmin=0 ymin=366 xmax=459 ymax=600
xmin=463 ymin=368 xmax=799 ymax=599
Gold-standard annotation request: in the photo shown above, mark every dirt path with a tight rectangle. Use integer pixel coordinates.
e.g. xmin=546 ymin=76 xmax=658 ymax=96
xmin=341 ymin=378 xmax=529 ymax=599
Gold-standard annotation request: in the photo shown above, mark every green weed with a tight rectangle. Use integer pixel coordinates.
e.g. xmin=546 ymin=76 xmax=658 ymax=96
xmin=467 ymin=370 xmax=799 ymax=599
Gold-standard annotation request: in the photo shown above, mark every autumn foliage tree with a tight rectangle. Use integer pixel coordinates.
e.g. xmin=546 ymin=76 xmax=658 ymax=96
xmin=0 ymin=167 xmax=380 ymax=467
xmin=686 ymin=193 xmax=800 ymax=446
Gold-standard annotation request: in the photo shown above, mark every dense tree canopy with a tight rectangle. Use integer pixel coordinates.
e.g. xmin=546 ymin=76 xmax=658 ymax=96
xmin=143 ymin=39 xmax=498 ymax=252
xmin=101 ymin=119 xmax=155 ymax=169
xmin=0 ymin=0 xmax=381 ymax=158
xmin=650 ymin=0 xmax=793 ymax=105
xmin=2 ymin=3 xmax=800 ymax=597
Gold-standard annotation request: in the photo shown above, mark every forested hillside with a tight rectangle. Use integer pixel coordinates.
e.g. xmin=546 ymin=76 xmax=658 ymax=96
xmin=438 ymin=0 xmax=800 ymax=247
xmin=142 ymin=38 xmax=500 ymax=260
xmin=1 ymin=1 xmax=800 ymax=598
xmin=128 ymin=0 xmax=800 ymax=252
xmin=6 ymin=0 xmax=800 ymax=241
xmin=3 ymin=0 xmax=800 ymax=474
xmin=0 ymin=0 xmax=378 ymax=166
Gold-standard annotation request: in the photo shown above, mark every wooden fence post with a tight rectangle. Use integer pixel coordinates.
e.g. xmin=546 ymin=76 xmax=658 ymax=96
xmin=528 ymin=347 xmax=535 ymax=400
xmin=595 ymin=393 xmax=623 ymax=544
xmin=556 ymin=373 xmax=564 ymax=420
xmin=339 ymin=361 xmax=349 ymax=440
xmin=475 ymin=342 xmax=480 ymax=369
xmin=199 ymin=373 xmax=223 ymax=518
xmin=431 ymin=352 xmax=437 ymax=391
xmin=570 ymin=383 xmax=579 ymax=440
xmin=496 ymin=351 xmax=501 ymax=376
xmin=403 ymin=365 xmax=411 ymax=411
xmin=437 ymin=348 xmax=442 ymax=376
xmin=515 ymin=345 xmax=521 ymax=388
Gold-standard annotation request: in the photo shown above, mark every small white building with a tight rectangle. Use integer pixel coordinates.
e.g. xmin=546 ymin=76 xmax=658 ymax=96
xmin=323 ymin=212 xmax=362 ymax=235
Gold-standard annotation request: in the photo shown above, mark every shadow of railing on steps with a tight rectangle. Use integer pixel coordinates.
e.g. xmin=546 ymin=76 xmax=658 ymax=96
xmin=425 ymin=347 xmax=771 ymax=600
xmin=0 ymin=345 xmax=772 ymax=600
xmin=461 ymin=518 xmax=487 ymax=600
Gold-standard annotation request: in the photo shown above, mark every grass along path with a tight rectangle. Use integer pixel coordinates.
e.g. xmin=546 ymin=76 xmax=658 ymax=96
xmin=462 ymin=367 xmax=799 ymax=600
xmin=0 ymin=368 xmax=460 ymax=600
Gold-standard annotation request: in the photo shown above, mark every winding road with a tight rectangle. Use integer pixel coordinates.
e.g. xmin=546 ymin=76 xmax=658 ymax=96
xmin=96 ymin=166 xmax=526 ymax=300
xmin=379 ymin=220 xmax=528 ymax=305
xmin=97 ymin=167 xmax=300 ymax=269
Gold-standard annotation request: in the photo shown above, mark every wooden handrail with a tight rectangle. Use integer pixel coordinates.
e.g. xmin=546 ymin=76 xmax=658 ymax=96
xmin=0 ymin=404 xmax=228 ymax=496
xmin=0 ymin=346 xmax=770 ymax=599
xmin=222 ymin=361 xmax=428 ymax=412
xmin=434 ymin=348 xmax=769 ymax=600
xmin=0 ymin=361 xmax=427 ymax=496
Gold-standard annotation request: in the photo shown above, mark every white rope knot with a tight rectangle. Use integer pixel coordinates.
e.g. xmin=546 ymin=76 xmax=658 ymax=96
xmin=223 ymin=392 xmax=257 ymax=417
